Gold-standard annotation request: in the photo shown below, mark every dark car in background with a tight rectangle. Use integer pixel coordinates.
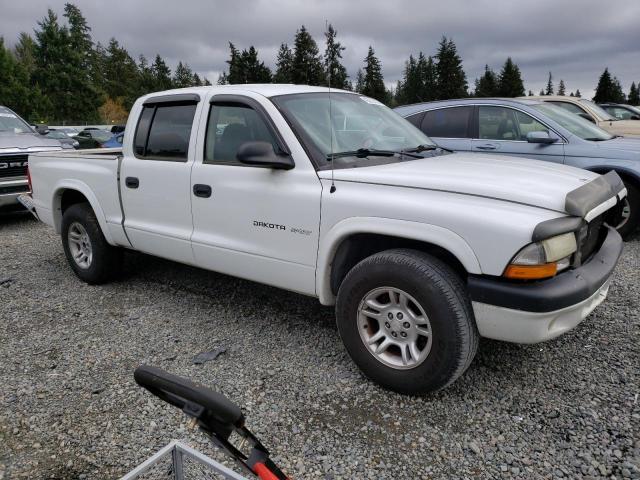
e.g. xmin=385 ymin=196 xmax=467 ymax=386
xmin=45 ymin=129 xmax=79 ymax=149
xmin=74 ymin=129 xmax=114 ymax=148
xmin=599 ymin=103 xmax=640 ymax=121
xmin=395 ymin=98 xmax=640 ymax=237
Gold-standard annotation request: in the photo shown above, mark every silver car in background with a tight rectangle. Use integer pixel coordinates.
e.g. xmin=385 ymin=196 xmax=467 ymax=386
xmin=0 ymin=106 xmax=62 ymax=210
xmin=395 ymin=98 xmax=640 ymax=238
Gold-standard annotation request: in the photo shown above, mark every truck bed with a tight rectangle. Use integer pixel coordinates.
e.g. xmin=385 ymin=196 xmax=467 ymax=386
xmin=28 ymin=147 xmax=129 ymax=247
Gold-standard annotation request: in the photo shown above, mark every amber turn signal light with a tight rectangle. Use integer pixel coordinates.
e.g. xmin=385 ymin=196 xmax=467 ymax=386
xmin=504 ymin=263 xmax=557 ymax=280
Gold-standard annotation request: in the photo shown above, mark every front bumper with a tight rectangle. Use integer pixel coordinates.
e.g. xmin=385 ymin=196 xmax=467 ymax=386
xmin=0 ymin=178 xmax=29 ymax=209
xmin=469 ymin=225 xmax=622 ymax=343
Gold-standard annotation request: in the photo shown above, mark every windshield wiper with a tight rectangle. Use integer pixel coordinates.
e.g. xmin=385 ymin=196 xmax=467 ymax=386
xmin=402 ymin=144 xmax=439 ymax=153
xmin=326 ymin=148 xmax=423 ymax=160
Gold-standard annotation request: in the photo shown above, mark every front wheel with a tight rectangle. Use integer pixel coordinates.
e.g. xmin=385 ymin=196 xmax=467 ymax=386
xmin=617 ymin=181 xmax=639 ymax=240
xmin=336 ymin=249 xmax=478 ymax=394
xmin=61 ymin=203 xmax=122 ymax=284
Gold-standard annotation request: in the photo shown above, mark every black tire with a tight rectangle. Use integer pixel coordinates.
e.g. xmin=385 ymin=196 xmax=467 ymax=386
xmin=336 ymin=249 xmax=478 ymax=394
xmin=617 ymin=181 xmax=640 ymax=240
xmin=61 ymin=203 xmax=122 ymax=284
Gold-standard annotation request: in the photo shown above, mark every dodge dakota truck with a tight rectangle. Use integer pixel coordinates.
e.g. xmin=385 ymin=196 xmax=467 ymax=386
xmin=23 ymin=85 xmax=626 ymax=394
xmin=0 ymin=105 xmax=62 ymax=210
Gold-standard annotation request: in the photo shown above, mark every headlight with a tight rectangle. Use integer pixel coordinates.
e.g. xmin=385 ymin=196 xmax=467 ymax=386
xmin=504 ymin=233 xmax=577 ymax=280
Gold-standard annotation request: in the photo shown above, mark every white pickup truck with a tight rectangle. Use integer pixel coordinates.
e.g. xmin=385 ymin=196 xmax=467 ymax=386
xmin=24 ymin=85 xmax=626 ymax=394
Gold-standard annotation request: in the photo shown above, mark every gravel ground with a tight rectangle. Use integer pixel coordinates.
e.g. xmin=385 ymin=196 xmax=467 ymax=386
xmin=1 ymin=213 xmax=639 ymax=480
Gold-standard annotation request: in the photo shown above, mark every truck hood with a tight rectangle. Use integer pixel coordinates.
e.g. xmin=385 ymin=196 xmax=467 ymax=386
xmin=318 ymin=152 xmax=600 ymax=214
xmin=599 ymin=120 xmax=640 ymax=137
xmin=0 ymin=131 xmax=62 ymax=151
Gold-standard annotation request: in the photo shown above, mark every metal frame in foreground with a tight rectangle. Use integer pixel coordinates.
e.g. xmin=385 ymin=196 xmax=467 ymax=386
xmin=120 ymin=440 xmax=249 ymax=480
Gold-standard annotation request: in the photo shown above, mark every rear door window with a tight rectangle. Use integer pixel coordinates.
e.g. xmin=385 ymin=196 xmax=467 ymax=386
xmin=135 ymin=103 xmax=197 ymax=161
xmin=421 ymin=107 xmax=472 ymax=138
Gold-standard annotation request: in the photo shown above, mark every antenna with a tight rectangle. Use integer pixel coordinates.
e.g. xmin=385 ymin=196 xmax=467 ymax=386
xmin=327 ymin=20 xmax=336 ymax=194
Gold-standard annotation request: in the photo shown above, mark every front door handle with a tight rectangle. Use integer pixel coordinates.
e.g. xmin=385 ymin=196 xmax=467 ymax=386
xmin=125 ymin=177 xmax=139 ymax=189
xmin=193 ymin=184 xmax=212 ymax=198
xmin=475 ymin=144 xmax=498 ymax=151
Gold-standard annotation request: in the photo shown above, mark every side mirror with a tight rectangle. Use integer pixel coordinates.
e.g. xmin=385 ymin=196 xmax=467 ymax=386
xmin=35 ymin=124 xmax=49 ymax=135
xmin=577 ymin=112 xmax=596 ymax=124
xmin=237 ymin=141 xmax=294 ymax=170
xmin=526 ymin=131 xmax=557 ymax=144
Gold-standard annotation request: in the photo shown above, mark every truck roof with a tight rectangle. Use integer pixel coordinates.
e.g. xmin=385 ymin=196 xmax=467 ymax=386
xmin=140 ymin=84 xmax=355 ymax=102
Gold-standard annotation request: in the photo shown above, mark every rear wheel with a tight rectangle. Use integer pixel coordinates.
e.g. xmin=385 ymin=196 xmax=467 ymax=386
xmin=617 ymin=181 xmax=639 ymax=239
xmin=336 ymin=249 xmax=478 ymax=394
xmin=61 ymin=203 xmax=122 ymax=284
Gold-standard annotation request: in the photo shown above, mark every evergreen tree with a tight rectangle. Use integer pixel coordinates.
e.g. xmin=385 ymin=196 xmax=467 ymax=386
xmin=354 ymin=69 xmax=365 ymax=93
xmin=217 ymin=72 xmax=228 ymax=85
xmin=420 ymin=55 xmax=437 ymax=102
xmin=545 ymin=72 xmax=554 ymax=95
xmin=558 ymin=79 xmax=566 ymax=96
xmin=569 ymin=91 xmax=575 ymax=97
xmin=240 ymin=46 xmax=272 ymax=83
xmin=192 ymin=72 xmax=202 ymax=87
xmin=14 ymin=33 xmax=37 ymax=78
xmin=593 ymin=68 xmax=615 ymax=103
xmin=611 ymin=77 xmax=626 ymax=103
xmin=496 ymin=58 xmax=525 ymax=97
xmin=396 ymin=54 xmax=418 ymax=103
xmin=225 ymin=43 xmax=243 ymax=84
xmin=137 ymin=54 xmax=156 ymax=94
xmin=63 ymin=3 xmax=101 ymax=120
xmin=173 ymin=61 xmax=195 ymax=88
xmin=220 ymin=44 xmax=271 ymax=84
xmin=575 ymin=89 xmax=581 ymax=98
xmin=103 ymin=38 xmax=140 ymax=108
xmin=474 ymin=65 xmax=498 ymax=97
xmin=291 ymin=25 xmax=325 ymax=85
xmin=539 ymin=89 xmax=545 ymax=96
xmin=323 ymin=24 xmax=348 ymax=89
xmin=360 ymin=46 xmax=387 ymax=103
xmin=0 ymin=37 xmax=49 ymax=120
xmin=528 ymin=90 xmax=534 ymax=96
xmin=33 ymin=10 xmax=76 ymax=121
xmin=434 ymin=37 xmax=467 ymax=99
xmin=273 ymin=43 xmax=294 ymax=83
xmin=629 ymin=82 xmax=640 ymax=106
xmin=151 ymin=54 xmax=172 ymax=91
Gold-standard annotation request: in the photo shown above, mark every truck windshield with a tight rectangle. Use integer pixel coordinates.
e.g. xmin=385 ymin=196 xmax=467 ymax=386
xmin=271 ymin=92 xmax=437 ymax=168
xmin=533 ymin=103 xmax=614 ymax=141
xmin=0 ymin=109 xmax=33 ymax=134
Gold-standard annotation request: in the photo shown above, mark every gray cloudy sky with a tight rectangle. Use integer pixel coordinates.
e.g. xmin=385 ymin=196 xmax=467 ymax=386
xmin=2 ymin=0 xmax=639 ymax=98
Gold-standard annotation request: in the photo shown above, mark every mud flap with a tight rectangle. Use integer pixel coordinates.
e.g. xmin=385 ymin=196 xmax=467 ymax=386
xmin=17 ymin=194 xmax=39 ymax=220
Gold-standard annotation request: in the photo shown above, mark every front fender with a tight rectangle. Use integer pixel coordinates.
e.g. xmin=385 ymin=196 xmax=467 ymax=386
xmin=51 ymin=179 xmax=116 ymax=245
xmin=316 ymin=217 xmax=482 ymax=305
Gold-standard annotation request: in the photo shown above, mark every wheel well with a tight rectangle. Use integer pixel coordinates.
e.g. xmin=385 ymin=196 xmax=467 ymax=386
xmin=330 ymin=233 xmax=468 ymax=296
xmin=59 ymin=189 xmax=90 ymax=215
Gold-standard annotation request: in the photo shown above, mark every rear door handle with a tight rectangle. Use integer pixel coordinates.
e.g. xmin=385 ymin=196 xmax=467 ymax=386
xmin=475 ymin=144 xmax=498 ymax=151
xmin=125 ymin=177 xmax=139 ymax=189
xmin=193 ymin=184 xmax=212 ymax=198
